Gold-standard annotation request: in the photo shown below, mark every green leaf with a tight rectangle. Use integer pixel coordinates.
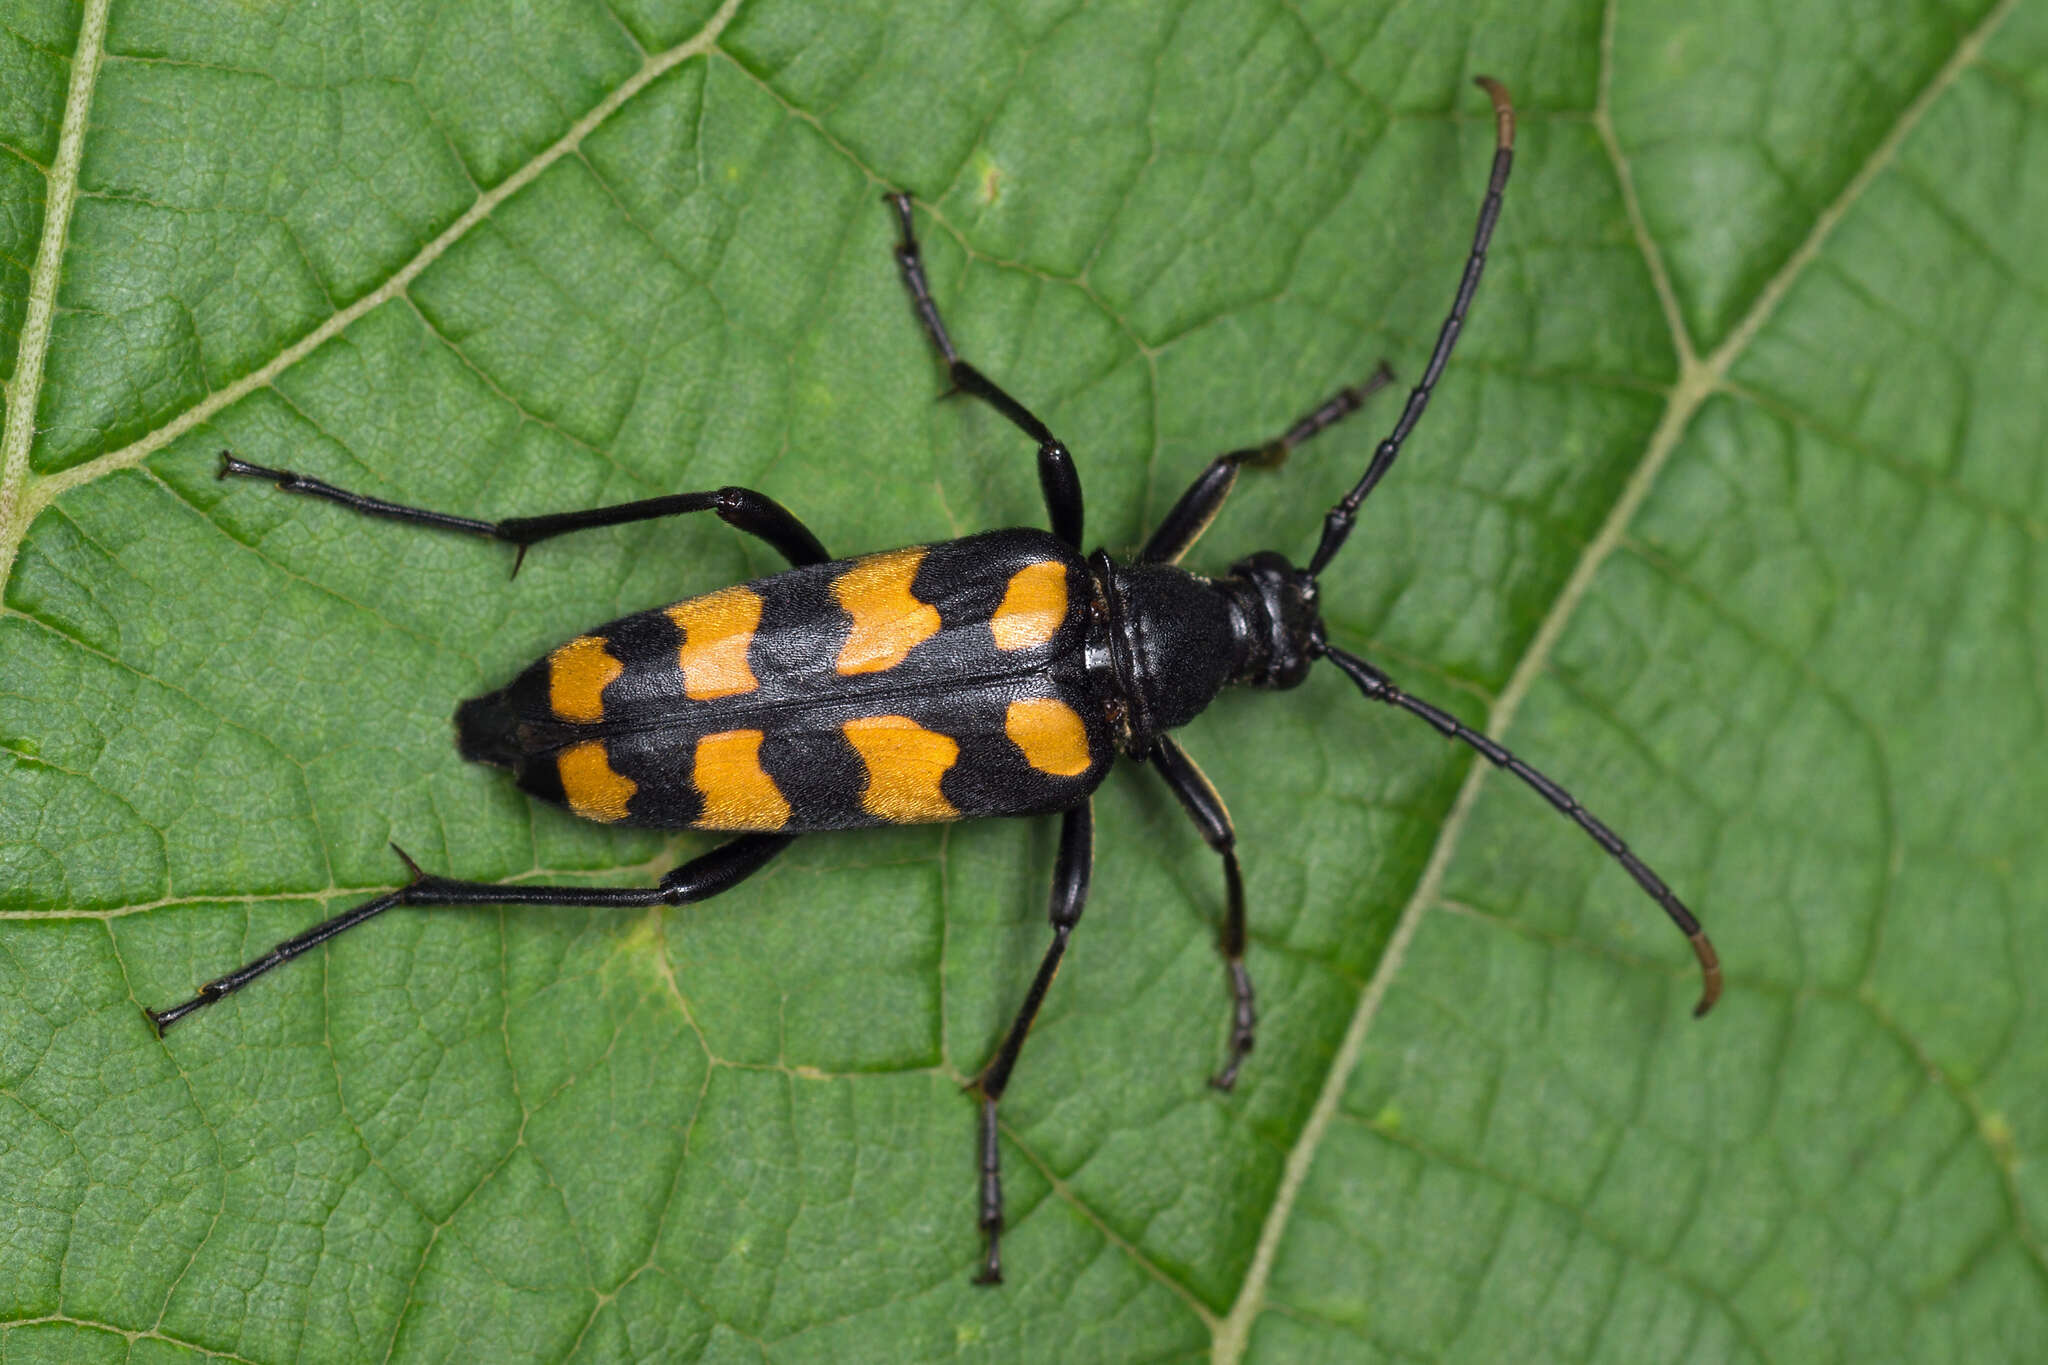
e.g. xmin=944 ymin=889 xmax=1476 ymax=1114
xmin=3 ymin=0 xmax=2044 ymax=1359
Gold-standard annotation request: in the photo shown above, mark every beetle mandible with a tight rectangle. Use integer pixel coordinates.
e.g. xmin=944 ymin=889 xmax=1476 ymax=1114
xmin=149 ymin=78 xmax=1719 ymax=1285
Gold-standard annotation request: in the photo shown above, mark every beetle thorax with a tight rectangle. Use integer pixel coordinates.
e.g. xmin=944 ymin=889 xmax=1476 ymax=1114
xmin=1092 ymin=552 xmax=1316 ymax=755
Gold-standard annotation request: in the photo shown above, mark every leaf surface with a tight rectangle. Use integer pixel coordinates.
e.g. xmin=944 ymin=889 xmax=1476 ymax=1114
xmin=2 ymin=0 xmax=2044 ymax=1360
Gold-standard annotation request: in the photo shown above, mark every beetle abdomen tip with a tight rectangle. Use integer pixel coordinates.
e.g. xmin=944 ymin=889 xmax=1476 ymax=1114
xmin=454 ymin=690 xmax=520 ymax=769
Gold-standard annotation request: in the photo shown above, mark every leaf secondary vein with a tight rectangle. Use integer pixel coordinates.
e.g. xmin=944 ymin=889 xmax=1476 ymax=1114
xmin=1212 ymin=0 xmax=2023 ymax=1356
xmin=0 ymin=0 xmax=748 ymax=601
xmin=0 ymin=0 xmax=111 ymax=600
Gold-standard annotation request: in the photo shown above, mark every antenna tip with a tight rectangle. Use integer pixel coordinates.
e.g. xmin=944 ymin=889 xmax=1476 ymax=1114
xmin=1688 ymin=930 xmax=1722 ymax=1017
xmin=1471 ymin=76 xmax=1515 ymax=151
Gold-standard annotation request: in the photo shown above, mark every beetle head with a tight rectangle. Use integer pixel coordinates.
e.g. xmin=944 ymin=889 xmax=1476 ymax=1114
xmin=1227 ymin=550 xmax=1321 ymax=690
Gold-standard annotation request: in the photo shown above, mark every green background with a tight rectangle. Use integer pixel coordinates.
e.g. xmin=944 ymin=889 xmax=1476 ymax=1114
xmin=3 ymin=0 xmax=2045 ymax=1360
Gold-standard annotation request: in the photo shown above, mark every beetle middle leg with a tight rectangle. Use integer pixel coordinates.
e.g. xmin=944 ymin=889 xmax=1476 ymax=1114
xmin=886 ymin=193 xmax=1085 ymax=551
xmin=146 ymin=834 xmax=795 ymax=1033
xmin=971 ymin=799 xmax=1093 ymax=1284
xmin=1139 ymin=361 xmax=1396 ymax=566
xmin=216 ymin=453 xmax=830 ymax=571
xmin=1148 ymin=736 xmax=1257 ymax=1089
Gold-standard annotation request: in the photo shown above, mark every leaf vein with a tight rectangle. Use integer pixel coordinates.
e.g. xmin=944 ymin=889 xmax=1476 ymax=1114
xmin=0 ymin=0 xmax=111 ymax=599
xmin=0 ymin=0 xmax=750 ymax=598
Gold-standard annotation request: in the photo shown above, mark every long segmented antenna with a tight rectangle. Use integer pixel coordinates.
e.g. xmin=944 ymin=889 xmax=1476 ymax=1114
xmin=1323 ymin=645 xmax=1721 ymax=1016
xmin=1308 ymin=76 xmax=1516 ymax=578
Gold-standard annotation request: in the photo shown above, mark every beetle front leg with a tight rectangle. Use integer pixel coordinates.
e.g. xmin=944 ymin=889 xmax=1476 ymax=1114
xmin=1139 ymin=362 xmax=1394 ymax=566
xmin=1150 ymin=736 xmax=1256 ymax=1089
xmin=971 ymin=799 xmax=1093 ymax=1284
xmin=886 ymin=193 xmax=1085 ymax=551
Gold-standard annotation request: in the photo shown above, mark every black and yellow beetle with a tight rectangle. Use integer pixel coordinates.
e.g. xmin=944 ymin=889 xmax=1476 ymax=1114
xmin=148 ymin=79 xmax=1719 ymax=1284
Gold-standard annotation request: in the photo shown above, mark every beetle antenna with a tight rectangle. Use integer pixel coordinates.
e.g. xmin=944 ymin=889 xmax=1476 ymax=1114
xmin=1308 ymin=76 xmax=1515 ymax=579
xmin=1322 ymin=644 xmax=1721 ymax=1016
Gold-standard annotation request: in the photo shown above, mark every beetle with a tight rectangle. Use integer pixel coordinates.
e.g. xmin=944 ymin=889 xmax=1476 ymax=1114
xmin=148 ymin=78 xmax=1718 ymax=1284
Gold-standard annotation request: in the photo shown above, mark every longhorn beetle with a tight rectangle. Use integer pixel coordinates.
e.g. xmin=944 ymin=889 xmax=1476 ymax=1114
xmin=150 ymin=78 xmax=1719 ymax=1284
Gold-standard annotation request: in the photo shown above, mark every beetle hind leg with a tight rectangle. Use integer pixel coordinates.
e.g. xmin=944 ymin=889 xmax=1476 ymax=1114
xmin=146 ymin=835 xmax=794 ymax=1033
xmin=969 ymin=800 xmax=1094 ymax=1284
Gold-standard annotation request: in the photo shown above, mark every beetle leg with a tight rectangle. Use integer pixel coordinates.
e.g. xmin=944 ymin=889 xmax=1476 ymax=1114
xmin=145 ymin=835 xmax=795 ymax=1034
xmin=1139 ymin=362 xmax=1395 ymax=566
xmin=215 ymin=454 xmax=829 ymax=571
xmin=885 ymin=192 xmax=1085 ymax=551
xmin=970 ymin=799 xmax=1093 ymax=1285
xmin=1149 ymin=736 xmax=1256 ymax=1089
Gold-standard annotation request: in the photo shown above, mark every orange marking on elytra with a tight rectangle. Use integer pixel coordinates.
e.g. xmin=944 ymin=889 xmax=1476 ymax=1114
xmin=558 ymin=741 xmax=636 ymax=822
xmin=667 ymin=586 xmax=763 ymax=699
xmin=693 ymin=729 xmax=791 ymax=830
xmin=842 ymin=715 xmax=960 ymax=822
xmin=549 ymin=635 xmax=622 ymax=723
xmin=990 ymin=561 xmax=1067 ymax=651
xmin=1005 ymin=697 xmax=1092 ymax=776
xmin=834 ymin=547 xmax=940 ymax=675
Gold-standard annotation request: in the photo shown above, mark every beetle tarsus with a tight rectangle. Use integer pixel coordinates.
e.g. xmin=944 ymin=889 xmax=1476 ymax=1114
xmin=218 ymin=451 xmax=285 ymax=484
xmin=145 ymin=995 xmax=205 ymax=1036
xmin=1210 ymin=960 xmax=1257 ymax=1090
xmin=975 ymin=1089 xmax=1005 ymax=1285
